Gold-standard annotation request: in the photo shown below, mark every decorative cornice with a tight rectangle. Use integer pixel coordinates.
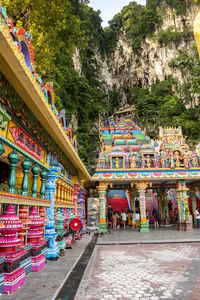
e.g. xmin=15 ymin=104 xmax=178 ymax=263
xmin=0 ymin=191 xmax=50 ymax=206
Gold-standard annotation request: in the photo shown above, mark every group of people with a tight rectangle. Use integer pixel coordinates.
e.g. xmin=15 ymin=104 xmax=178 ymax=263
xmin=108 ymin=206 xmax=141 ymax=229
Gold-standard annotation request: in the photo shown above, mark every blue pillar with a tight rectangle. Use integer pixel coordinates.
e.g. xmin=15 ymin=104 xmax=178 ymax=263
xmin=45 ymin=154 xmax=62 ymax=259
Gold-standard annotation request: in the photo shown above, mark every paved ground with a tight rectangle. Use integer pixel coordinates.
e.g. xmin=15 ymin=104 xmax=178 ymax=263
xmin=97 ymin=227 xmax=200 ymax=245
xmin=75 ymin=243 xmax=200 ymax=300
xmin=1 ymin=233 xmax=93 ymax=300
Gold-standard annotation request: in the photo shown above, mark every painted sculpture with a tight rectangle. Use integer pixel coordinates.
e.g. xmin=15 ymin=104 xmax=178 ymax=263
xmin=27 ymin=207 xmax=46 ymax=272
xmin=0 ymin=205 xmax=26 ymax=294
xmin=55 ymin=209 xmax=66 ymax=256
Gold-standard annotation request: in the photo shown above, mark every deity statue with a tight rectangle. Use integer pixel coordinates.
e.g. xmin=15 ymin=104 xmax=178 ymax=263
xmin=130 ymin=154 xmax=137 ymax=169
xmin=192 ymin=153 xmax=199 ymax=167
xmin=174 ymin=151 xmax=180 ymax=168
xmin=161 ymin=155 xmax=166 ymax=168
xmin=170 ymin=153 xmax=175 ymax=169
xmin=141 ymin=155 xmax=146 ymax=168
xmin=146 ymin=155 xmax=151 ymax=168
xmin=114 ymin=157 xmax=120 ymax=169
xmin=153 ymin=156 xmax=159 ymax=168
xmin=191 ymin=153 xmax=197 ymax=167
xmin=183 ymin=153 xmax=189 ymax=168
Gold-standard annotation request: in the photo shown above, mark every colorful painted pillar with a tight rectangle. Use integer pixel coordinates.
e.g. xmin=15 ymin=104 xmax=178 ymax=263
xmin=79 ymin=190 xmax=87 ymax=233
xmin=159 ymin=187 xmax=169 ymax=225
xmin=130 ymin=188 xmax=136 ymax=212
xmin=176 ymin=180 xmax=192 ymax=231
xmin=190 ymin=187 xmax=197 ymax=227
xmin=97 ymin=183 xmax=108 ymax=233
xmin=73 ymin=184 xmax=81 ymax=216
xmin=135 ymin=182 xmax=149 ymax=232
xmin=45 ymin=154 xmax=62 ymax=259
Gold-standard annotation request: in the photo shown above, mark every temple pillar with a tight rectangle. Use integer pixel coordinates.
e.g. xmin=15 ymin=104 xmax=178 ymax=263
xmin=97 ymin=183 xmax=109 ymax=233
xmin=21 ymin=157 xmax=32 ymax=196
xmin=177 ymin=180 xmax=193 ymax=231
xmin=44 ymin=155 xmax=62 ymax=259
xmin=79 ymin=190 xmax=87 ymax=233
xmin=190 ymin=187 xmax=197 ymax=227
xmin=73 ymin=185 xmax=81 ymax=216
xmin=40 ymin=168 xmax=48 ymax=199
xmin=135 ymin=182 xmax=149 ymax=232
xmin=31 ymin=164 xmax=40 ymax=197
xmin=159 ymin=187 xmax=169 ymax=225
xmin=8 ymin=149 xmax=20 ymax=193
xmin=130 ymin=187 xmax=136 ymax=212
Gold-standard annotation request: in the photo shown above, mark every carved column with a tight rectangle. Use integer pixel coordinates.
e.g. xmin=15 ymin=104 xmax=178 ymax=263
xmin=56 ymin=180 xmax=61 ymax=202
xmin=97 ymin=183 xmax=108 ymax=233
xmin=64 ymin=185 xmax=67 ymax=203
xmin=79 ymin=190 xmax=87 ymax=233
xmin=159 ymin=187 xmax=169 ymax=225
xmin=40 ymin=168 xmax=48 ymax=199
xmin=177 ymin=180 xmax=192 ymax=231
xmin=8 ymin=149 xmax=20 ymax=193
xmin=31 ymin=163 xmax=40 ymax=197
xmin=73 ymin=184 xmax=81 ymax=216
xmin=190 ymin=187 xmax=197 ymax=227
xmin=21 ymin=157 xmax=32 ymax=196
xmin=45 ymin=157 xmax=62 ymax=259
xmin=135 ymin=181 xmax=150 ymax=232
xmin=130 ymin=186 xmax=137 ymax=213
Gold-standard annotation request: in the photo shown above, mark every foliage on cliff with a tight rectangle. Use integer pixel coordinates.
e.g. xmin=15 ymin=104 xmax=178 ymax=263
xmin=1 ymin=0 xmax=107 ymax=168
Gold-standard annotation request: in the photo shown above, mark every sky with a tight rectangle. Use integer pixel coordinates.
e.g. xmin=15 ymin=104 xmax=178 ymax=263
xmin=89 ymin=0 xmax=146 ymax=28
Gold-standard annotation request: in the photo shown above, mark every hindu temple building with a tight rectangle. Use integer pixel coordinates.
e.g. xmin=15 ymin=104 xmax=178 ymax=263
xmin=92 ymin=107 xmax=200 ymax=233
xmin=0 ymin=5 xmax=89 ymax=294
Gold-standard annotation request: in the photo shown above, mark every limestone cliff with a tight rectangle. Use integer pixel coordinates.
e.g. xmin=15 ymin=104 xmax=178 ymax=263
xmin=73 ymin=0 xmax=200 ymax=105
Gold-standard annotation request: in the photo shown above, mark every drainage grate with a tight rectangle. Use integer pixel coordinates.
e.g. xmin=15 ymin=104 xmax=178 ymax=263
xmin=55 ymin=233 xmax=98 ymax=300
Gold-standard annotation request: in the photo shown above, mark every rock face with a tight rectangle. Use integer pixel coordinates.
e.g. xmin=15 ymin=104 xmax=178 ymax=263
xmin=73 ymin=1 xmax=200 ymax=105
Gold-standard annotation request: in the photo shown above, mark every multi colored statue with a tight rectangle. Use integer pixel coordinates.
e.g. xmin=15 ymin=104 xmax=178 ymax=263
xmin=183 ymin=153 xmax=189 ymax=168
xmin=114 ymin=157 xmax=120 ymax=169
xmin=130 ymin=154 xmax=137 ymax=168
xmin=170 ymin=153 xmax=175 ymax=169
xmin=174 ymin=151 xmax=180 ymax=168
xmin=146 ymin=155 xmax=151 ymax=168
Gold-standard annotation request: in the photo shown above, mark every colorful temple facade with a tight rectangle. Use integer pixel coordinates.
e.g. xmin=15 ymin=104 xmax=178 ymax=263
xmin=92 ymin=109 xmax=200 ymax=233
xmin=0 ymin=5 xmax=89 ymax=294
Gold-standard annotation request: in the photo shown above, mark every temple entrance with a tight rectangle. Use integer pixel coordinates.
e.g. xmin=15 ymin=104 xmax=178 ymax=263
xmin=106 ymin=186 xmax=183 ymax=230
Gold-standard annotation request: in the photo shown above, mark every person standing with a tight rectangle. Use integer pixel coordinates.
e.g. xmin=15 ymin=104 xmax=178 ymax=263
xmin=195 ymin=208 xmax=200 ymax=229
xmin=113 ymin=211 xmax=118 ymax=229
xmin=121 ymin=210 xmax=127 ymax=228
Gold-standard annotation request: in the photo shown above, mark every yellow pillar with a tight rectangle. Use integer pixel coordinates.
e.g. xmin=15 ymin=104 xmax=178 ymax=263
xmin=135 ymin=182 xmax=150 ymax=232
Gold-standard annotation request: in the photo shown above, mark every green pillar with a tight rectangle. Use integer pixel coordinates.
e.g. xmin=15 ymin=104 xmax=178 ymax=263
xmin=40 ymin=168 xmax=48 ymax=199
xmin=31 ymin=163 xmax=40 ymax=197
xmin=136 ymin=182 xmax=149 ymax=233
xmin=0 ymin=141 xmax=5 ymax=156
xmin=97 ymin=185 xmax=107 ymax=233
xmin=8 ymin=149 xmax=20 ymax=193
xmin=21 ymin=157 xmax=32 ymax=196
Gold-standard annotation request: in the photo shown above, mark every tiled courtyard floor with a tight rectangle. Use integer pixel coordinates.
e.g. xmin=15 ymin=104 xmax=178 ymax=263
xmin=75 ymin=243 xmax=200 ymax=300
xmin=97 ymin=226 xmax=200 ymax=245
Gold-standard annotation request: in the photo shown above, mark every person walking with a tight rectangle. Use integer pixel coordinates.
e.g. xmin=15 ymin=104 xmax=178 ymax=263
xmin=195 ymin=208 xmax=200 ymax=229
